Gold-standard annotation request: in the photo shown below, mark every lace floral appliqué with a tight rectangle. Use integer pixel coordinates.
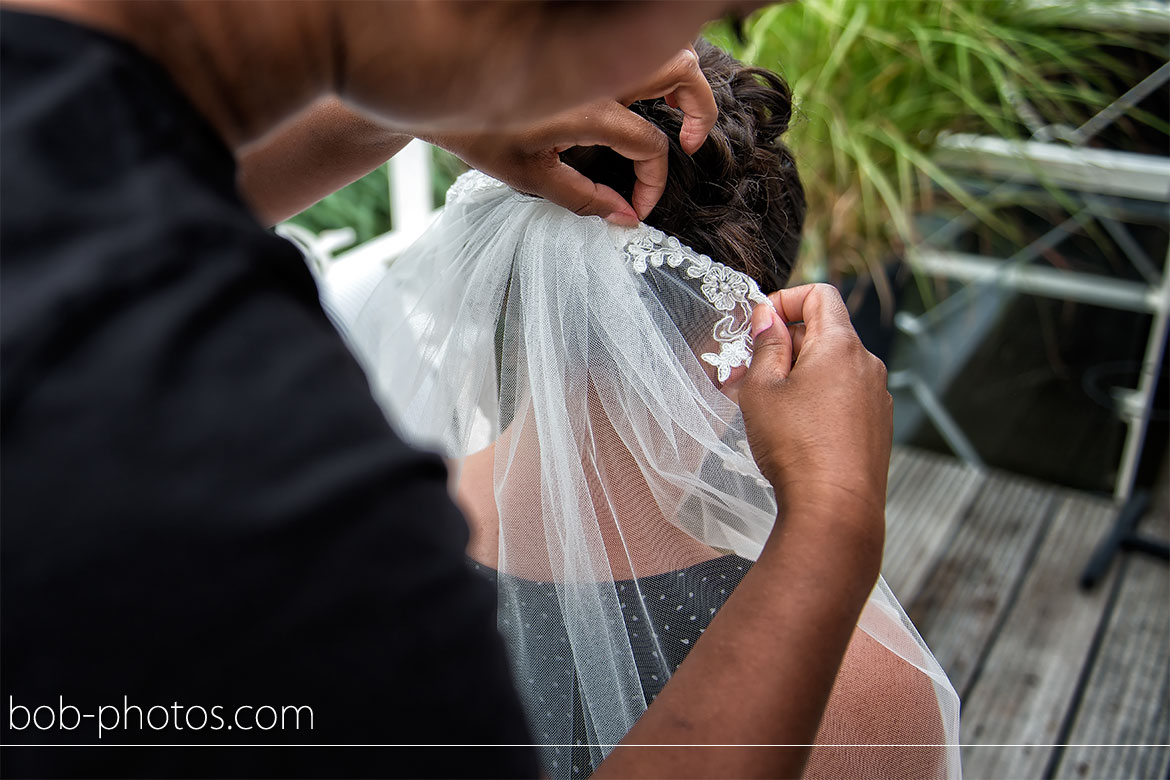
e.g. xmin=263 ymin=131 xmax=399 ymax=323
xmin=622 ymin=226 xmax=770 ymax=383
xmin=446 ymin=170 xmax=510 ymax=206
xmin=444 ymin=173 xmax=772 ymax=386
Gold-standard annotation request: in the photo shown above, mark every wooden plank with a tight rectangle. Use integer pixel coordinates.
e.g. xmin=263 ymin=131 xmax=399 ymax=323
xmin=905 ymin=472 xmax=1057 ymax=695
xmin=883 ymin=449 xmax=985 ymax=604
xmin=958 ymin=493 xmax=1119 ymax=779
xmin=1052 ymin=523 xmax=1170 ymax=779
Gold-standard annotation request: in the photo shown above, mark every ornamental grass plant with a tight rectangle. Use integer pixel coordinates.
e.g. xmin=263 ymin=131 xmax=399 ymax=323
xmin=706 ymin=0 xmax=1163 ymax=295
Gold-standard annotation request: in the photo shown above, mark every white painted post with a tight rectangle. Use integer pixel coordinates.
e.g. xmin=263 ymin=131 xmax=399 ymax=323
xmin=389 ymin=138 xmax=435 ymax=236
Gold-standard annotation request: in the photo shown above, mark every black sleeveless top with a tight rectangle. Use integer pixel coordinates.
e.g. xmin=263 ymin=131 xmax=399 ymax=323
xmin=1 ymin=11 xmax=538 ymax=777
xmin=471 ymin=554 xmax=753 ymax=778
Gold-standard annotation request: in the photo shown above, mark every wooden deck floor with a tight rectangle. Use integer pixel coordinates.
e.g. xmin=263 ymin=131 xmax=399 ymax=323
xmin=884 ymin=446 xmax=1169 ymax=780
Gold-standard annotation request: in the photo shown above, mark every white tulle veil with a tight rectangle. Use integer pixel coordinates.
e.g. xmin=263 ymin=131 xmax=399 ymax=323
xmin=344 ymin=170 xmax=961 ymax=778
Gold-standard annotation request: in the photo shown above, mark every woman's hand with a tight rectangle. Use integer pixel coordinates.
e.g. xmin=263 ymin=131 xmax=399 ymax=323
xmin=428 ymin=48 xmax=718 ymax=226
xmin=739 ymin=284 xmax=892 ymax=573
xmin=240 ymin=49 xmax=714 ymax=228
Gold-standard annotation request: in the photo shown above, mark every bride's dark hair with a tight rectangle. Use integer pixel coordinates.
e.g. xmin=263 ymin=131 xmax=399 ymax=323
xmin=562 ymin=39 xmax=805 ymax=293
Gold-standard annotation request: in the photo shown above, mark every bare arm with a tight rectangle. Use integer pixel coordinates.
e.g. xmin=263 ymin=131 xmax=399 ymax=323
xmin=597 ymin=500 xmax=880 ymax=778
xmin=596 ymin=285 xmax=894 ymax=778
xmin=236 ymin=97 xmax=411 ymax=227
xmin=236 ymin=49 xmax=717 ymax=228
xmin=235 ymin=95 xmax=663 ymax=229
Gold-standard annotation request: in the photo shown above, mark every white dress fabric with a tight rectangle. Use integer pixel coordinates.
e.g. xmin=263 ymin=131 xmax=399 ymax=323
xmin=345 ymin=171 xmax=962 ymax=778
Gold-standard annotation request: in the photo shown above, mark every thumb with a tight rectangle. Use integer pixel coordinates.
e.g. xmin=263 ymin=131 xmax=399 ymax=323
xmin=747 ymin=303 xmax=793 ymax=381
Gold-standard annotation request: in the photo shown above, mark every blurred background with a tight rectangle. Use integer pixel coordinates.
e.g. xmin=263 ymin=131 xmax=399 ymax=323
xmin=281 ymin=1 xmax=1169 ymax=775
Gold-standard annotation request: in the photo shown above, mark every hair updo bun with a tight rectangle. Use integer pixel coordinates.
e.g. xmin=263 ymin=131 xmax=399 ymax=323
xmin=562 ymin=39 xmax=805 ymax=293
